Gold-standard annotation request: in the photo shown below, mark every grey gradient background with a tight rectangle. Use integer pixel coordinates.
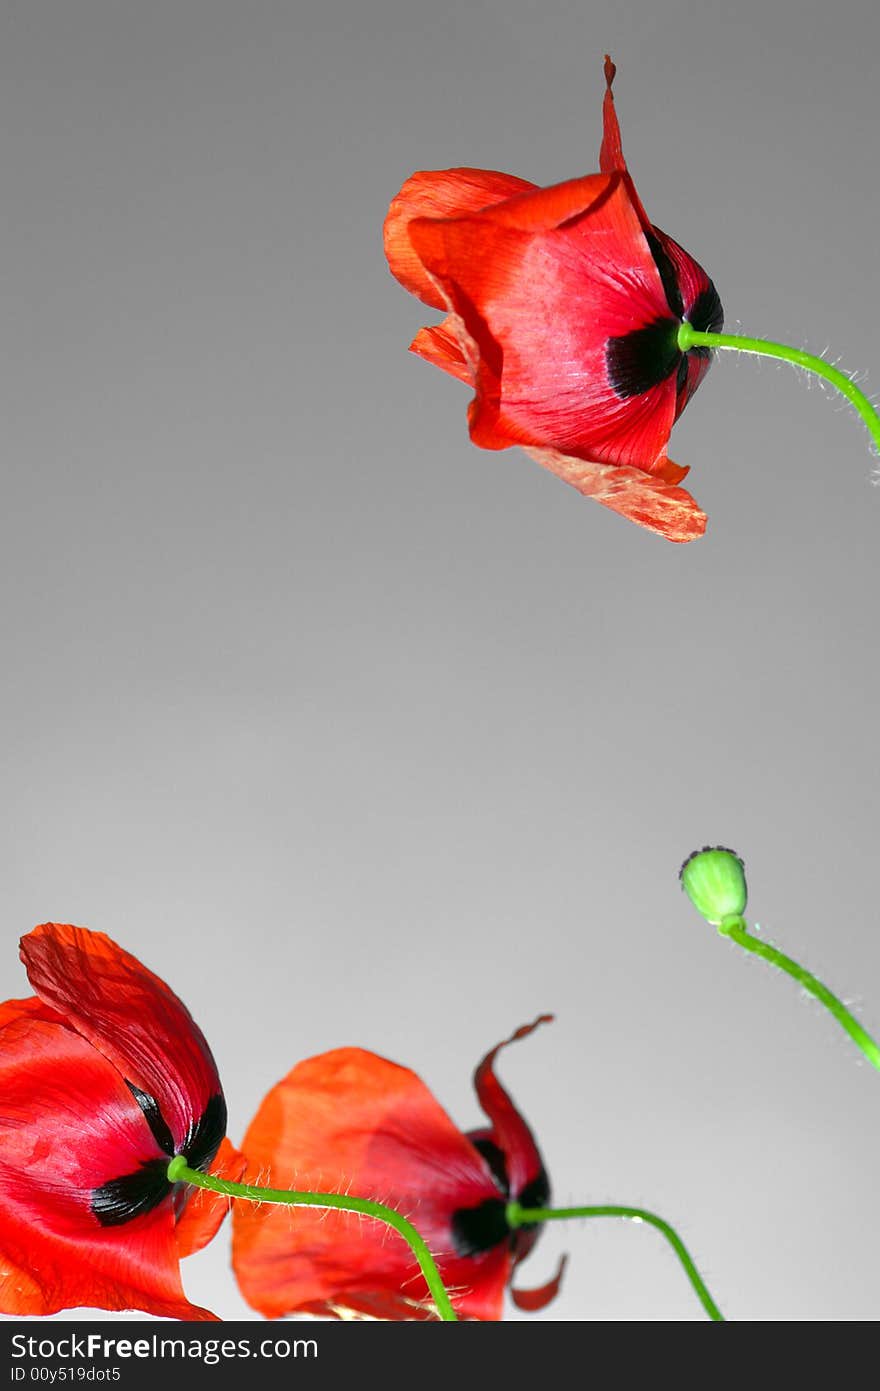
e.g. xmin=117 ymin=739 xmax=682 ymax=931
xmin=1 ymin=0 xmax=878 ymax=1322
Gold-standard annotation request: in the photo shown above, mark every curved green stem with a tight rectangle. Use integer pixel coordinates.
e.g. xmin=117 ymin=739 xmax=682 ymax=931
xmin=167 ymin=1156 xmax=457 ymax=1321
xmin=507 ymin=1200 xmax=724 ymax=1321
xmin=677 ymin=322 xmax=880 ymax=458
xmin=718 ymin=916 xmax=880 ymax=1071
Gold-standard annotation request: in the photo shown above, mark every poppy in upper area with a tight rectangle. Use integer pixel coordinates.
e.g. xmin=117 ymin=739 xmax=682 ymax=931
xmin=232 ymin=1015 xmax=565 ymax=1320
xmin=384 ymin=57 xmax=723 ymax=542
xmin=0 ymin=923 xmax=244 ymax=1320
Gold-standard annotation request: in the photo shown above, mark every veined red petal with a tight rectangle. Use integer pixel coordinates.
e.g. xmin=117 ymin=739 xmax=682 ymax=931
xmin=0 ymin=997 xmax=215 ymax=1319
xmin=20 ymin=923 xmax=222 ymax=1156
xmin=384 ymin=168 xmax=536 ymax=310
xmin=525 ymin=446 xmax=706 ymax=543
xmin=232 ymin=1047 xmax=511 ymax=1321
xmin=408 ymin=174 xmax=679 ymax=470
xmin=473 ymin=1016 xmax=553 ymax=1200
xmin=510 ymin=1253 xmax=568 ymax=1311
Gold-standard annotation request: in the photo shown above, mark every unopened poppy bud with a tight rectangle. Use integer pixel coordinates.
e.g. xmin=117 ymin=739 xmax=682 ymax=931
xmin=679 ymin=846 xmax=747 ymax=927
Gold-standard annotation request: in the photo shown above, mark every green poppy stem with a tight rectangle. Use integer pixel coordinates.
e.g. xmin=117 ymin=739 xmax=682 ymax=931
xmin=506 ymin=1200 xmax=724 ymax=1321
xmin=166 ymin=1156 xmax=458 ymax=1321
xmin=676 ymin=322 xmax=880 ymax=459
xmin=716 ymin=916 xmax=880 ymax=1072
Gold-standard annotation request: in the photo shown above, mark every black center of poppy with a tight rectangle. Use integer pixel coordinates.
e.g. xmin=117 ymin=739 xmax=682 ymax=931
xmin=607 ymin=230 xmax=724 ymax=402
xmin=606 ymin=316 xmax=682 ymax=399
xmin=450 ymin=1160 xmax=552 ymax=1258
xmin=91 ymin=1089 xmax=227 ymax=1227
xmin=450 ymin=1196 xmax=510 ymax=1256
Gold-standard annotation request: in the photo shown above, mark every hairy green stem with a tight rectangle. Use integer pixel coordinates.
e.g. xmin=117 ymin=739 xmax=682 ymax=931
xmin=167 ymin=1156 xmax=457 ymax=1321
xmin=507 ymin=1200 xmax=724 ymax=1321
xmin=677 ymin=322 xmax=880 ymax=458
xmin=718 ymin=916 xmax=880 ymax=1071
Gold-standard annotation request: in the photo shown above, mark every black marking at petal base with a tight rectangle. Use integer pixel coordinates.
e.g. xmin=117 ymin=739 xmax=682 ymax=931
xmin=645 ymin=231 xmax=684 ymax=320
xmin=607 ymin=317 xmax=681 ymax=399
xmin=509 ymin=1166 xmax=551 ymax=1258
xmin=91 ymin=1158 xmax=172 ymax=1227
xmin=684 ymin=282 xmax=724 ymax=363
xmin=470 ymin=1136 xmax=510 ymax=1196
xmin=125 ymin=1081 xmax=175 ymax=1156
xmin=450 ymin=1197 xmax=510 ymax=1257
xmin=676 ymin=354 xmax=690 ymax=398
xmin=516 ymin=1166 xmax=551 ymax=1217
xmin=184 ymin=1092 xmax=227 ymax=1174
xmin=91 ymin=1093 xmax=227 ymax=1228
xmin=688 ymin=282 xmax=724 ymax=338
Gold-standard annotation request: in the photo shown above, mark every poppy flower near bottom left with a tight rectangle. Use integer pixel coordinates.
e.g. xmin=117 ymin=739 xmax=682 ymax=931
xmin=0 ymin=923 xmax=244 ymax=1320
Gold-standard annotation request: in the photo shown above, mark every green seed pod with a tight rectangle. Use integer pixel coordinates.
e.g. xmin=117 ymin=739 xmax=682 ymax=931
xmin=679 ymin=846 xmax=747 ymax=927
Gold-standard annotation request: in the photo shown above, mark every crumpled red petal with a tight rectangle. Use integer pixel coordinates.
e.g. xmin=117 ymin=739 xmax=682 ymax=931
xmin=0 ymin=996 xmax=216 ymax=1320
xmin=232 ymin=1046 xmax=512 ymax=1321
xmin=410 ymin=318 xmax=471 ymax=384
xmin=21 ymin=923 xmax=222 ymax=1156
xmin=525 ymin=446 xmax=707 ymax=543
xmin=384 ymin=167 xmax=536 ymax=309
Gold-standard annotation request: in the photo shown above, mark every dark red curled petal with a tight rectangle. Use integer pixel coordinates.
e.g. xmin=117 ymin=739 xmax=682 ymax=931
xmin=472 ymin=1015 xmax=553 ymax=1201
xmin=510 ymin=1253 xmax=568 ymax=1311
xmin=20 ymin=923 xmax=223 ymax=1158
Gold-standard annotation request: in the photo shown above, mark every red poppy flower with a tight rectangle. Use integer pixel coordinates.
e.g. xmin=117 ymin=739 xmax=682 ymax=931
xmin=232 ymin=1015 xmax=565 ymax=1320
xmin=0 ymin=923 xmax=244 ymax=1320
xmin=384 ymin=57 xmax=722 ymax=542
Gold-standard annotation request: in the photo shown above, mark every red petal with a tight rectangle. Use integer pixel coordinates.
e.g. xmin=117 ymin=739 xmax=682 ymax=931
xmin=451 ymin=170 xmax=619 ymax=233
xmin=525 ymin=446 xmax=707 ymax=543
xmin=407 ymin=174 xmax=678 ymax=470
xmin=599 ymin=56 xmax=625 ymax=174
xmin=232 ymin=1047 xmax=511 ymax=1321
xmin=385 ymin=167 xmax=536 ymax=309
xmin=20 ymin=923 xmax=222 ymax=1155
xmin=473 ymin=1016 xmax=553 ymax=1199
xmin=175 ymin=1135 xmax=247 ymax=1259
xmin=0 ymin=997 xmax=215 ymax=1319
xmin=598 ymin=55 xmax=652 ymax=234
xmin=510 ymin=1253 xmax=568 ymax=1311
xmin=410 ymin=317 xmax=472 ymax=385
